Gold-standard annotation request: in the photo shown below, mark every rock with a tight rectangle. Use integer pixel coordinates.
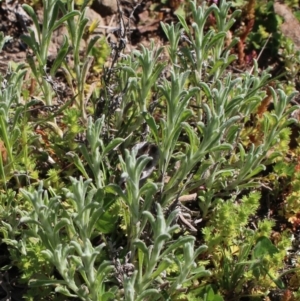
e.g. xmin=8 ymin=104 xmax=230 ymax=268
xmin=274 ymin=2 xmax=300 ymax=51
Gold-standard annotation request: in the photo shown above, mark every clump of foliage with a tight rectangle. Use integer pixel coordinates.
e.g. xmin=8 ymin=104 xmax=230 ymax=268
xmin=0 ymin=0 xmax=300 ymax=300
xmin=235 ymin=0 xmax=300 ymax=92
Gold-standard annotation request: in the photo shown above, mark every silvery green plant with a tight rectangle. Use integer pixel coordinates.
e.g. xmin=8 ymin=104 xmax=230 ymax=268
xmin=18 ymin=115 xmax=210 ymax=300
xmin=110 ymin=146 xmax=210 ymax=300
xmin=98 ymin=0 xmax=299 ymax=219
xmin=21 ymin=0 xmax=79 ymax=107
xmin=11 ymin=0 xmax=300 ymax=300
xmin=115 ymin=146 xmax=158 ymax=253
xmin=114 ymin=0 xmax=299 ymax=217
xmin=18 ymin=115 xmax=124 ymax=300
xmin=0 ymin=64 xmax=27 ymax=189
xmin=111 ymin=43 xmax=165 ymax=138
xmin=20 ymin=179 xmax=115 ymax=301
xmin=60 ymin=1 xmax=101 ymax=120
xmin=67 ymin=116 xmax=124 ymax=189
xmin=22 ymin=0 xmax=100 ymax=119
xmin=0 ymin=190 xmax=20 ymax=246
xmin=124 ymin=204 xmax=210 ymax=300
xmin=174 ymin=0 xmax=239 ymax=84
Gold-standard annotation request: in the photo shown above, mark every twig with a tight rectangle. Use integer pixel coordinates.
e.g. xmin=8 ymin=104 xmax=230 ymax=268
xmin=250 ymin=34 xmax=271 ymax=75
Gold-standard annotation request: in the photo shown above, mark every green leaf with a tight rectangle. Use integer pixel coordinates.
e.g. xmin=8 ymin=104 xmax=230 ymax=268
xmin=80 ymin=144 xmax=94 ymax=169
xmin=50 ymin=35 xmax=70 ymax=76
xmin=21 ymin=33 xmax=40 ymax=56
xmin=55 ymin=285 xmax=78 ymax=297
xmin=175 ymin=14 xmax=190 ymax=36
xmin=29 ymin=279 xmax=68 ymax=287
xmin=209 ymin=143 xmax=232 ymax=152
xmin=19 ymin=217 xmax=41 ymax=226
xmin=75 ymin=17 xmax=89 ymax=51
xmin=199 ymin=82 xmax=213 ymax=100
xmin=86 ymin=35 xmax=101 ymax=56
xmin=22 ymin=5 xmax=41 ymax=41
xmin=238 ymin=143 xmax=246 ymax=162
xmin=136 ymin=289 xmax=161 ymax=301
xmin=51 ymin=11 xmax=81 ymax=33
xmin=253 ymin=236 xmax=279 ymax=259
xmin=207 ymin=32 xmax=227 ymax=50
xmin=142 ymin=111 xmax=159 ymax=144
xmin=134 ymin=239 xmax=149 ymax=257
xmin=182 ymin=122 xmax=200 ymax=153
xmin=243 ymin=165 xmax=266 ymax=180
xmin=269 ymin=273 xmax=285 ymax=289
xmin=150 ymin=257 xmax=173 ymax=279
xmin=95 ymin=204 xmax=120 ymax=234
xmin=103 ymin=138 xmax=124 ymax=156
xmin=66 ymin=152 xmax=89 ymax=179
xmin=102 ymin=292 xmax=116 ymax=301
xmin=53 ymin=218 xmax=71 ymax=234
xmin=209 ymin=58 xmax=225 ymax=76
xmin=214 ymin=296 xmax=225 ymax=301
xmin=202 ymin=285 xmax=224 ymax=301
xmin=47 ymin=2 xmax=60 ymax=39
xmin=160 ymin=236 xmax=195 ymax=258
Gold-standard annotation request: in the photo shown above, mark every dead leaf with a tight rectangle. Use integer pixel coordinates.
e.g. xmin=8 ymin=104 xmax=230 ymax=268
xmin=257 ymin=86 xmax=273 ymax=118
xmin=0 ymin=140 xmax=7 ymax=164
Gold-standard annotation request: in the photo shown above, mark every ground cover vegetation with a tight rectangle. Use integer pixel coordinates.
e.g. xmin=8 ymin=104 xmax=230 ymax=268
xmin=0 ymin=0 xmax=300 ymax=300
